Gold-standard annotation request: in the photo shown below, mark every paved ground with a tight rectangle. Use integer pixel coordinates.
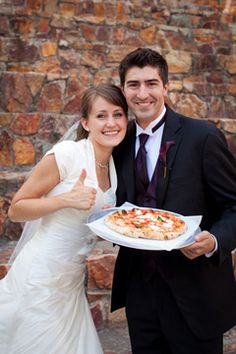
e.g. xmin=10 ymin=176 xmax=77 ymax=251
xmin=98 ymin=321 xmax=236 ymax=354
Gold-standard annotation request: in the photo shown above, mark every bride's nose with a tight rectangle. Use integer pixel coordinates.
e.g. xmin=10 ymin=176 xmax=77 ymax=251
xmin=106 ymin=116 xmax=116 ymax=126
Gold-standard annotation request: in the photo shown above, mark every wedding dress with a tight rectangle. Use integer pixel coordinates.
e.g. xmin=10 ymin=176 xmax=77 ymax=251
xmin=0 ymin=138 xmax=117 ymax=354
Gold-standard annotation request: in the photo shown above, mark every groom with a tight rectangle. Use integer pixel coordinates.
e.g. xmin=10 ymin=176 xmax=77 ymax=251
xmin=111 ymin=48 xmax=236 ymax=354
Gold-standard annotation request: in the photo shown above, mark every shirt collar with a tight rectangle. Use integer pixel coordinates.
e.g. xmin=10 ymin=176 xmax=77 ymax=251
xmin=135 ymin=106 xmax=166 ymax=137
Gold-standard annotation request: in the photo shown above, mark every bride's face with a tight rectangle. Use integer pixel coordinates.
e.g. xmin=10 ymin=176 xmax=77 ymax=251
xmin=81 ymin=96 xmax=127 ymax=150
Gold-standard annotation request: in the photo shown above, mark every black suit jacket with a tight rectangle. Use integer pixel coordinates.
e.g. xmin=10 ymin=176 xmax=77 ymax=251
xmin=111 ymin=106 xmax=236 ymax=339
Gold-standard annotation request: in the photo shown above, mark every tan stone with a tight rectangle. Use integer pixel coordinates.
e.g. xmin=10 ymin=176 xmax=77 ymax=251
xmin=11 ymin=113 xmax=40 ymax=135
xmin=107 ymin=47 xmax=135 ymax=64
xmin=108 ymin=308 xmax=127 ymax=324
xmin=169 ymin=80 xmax=183 ymax=91
xmin=41 ymin=42 xmax=57 ymax=57
xmin=0 ymin=114 xmax=12 ymax=125
xmin=222 ymin=120 xmax=236 ymax=134
xmin=0 ymin=150 xmax=13 ymax=167
xmin=81 ymin=51 xmax=105 ymax=70
xmin=94 ymin=3 xmax=105 ymax=18
xmin=170 ymin=93 xmax=207 ymax=118
xmin=7 ymin=64 xmax=34 ymax=73
xmin=193 ymin=29 xmax=215 ymax=43
xmin=59 ymin=3 xmax=76 ymax=17
xmin=139 ymin=25 xmax=156 ymax=44
xmin=13 ymin=138 xmax=35 ymax=165
xmin=35 ymin=59 xmax=61 ymax=74
xmin=226 ymin=55 xmax=236 ymax=74
xmin=167 ymin=51 xmax=192 ymax=73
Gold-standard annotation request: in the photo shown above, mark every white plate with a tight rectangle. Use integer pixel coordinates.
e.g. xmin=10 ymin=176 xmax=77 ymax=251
xmin=87 ymin=207 xmax=202 ymax=251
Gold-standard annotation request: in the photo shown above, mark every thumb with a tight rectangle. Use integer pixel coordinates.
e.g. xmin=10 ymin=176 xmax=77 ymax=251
xmin=78 ymin=169 xmax=87 ymax=185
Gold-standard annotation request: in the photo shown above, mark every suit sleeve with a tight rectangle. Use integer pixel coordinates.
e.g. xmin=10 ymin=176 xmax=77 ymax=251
xmin=202 ymin=127 xmax=236 ymax=264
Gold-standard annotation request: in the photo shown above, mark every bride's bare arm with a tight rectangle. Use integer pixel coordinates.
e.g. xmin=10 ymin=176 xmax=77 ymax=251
xmin=8 ymin=155 xmax=97 ymax=222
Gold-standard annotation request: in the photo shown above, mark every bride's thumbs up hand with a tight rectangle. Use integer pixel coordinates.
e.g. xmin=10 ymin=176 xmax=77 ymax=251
xmin=60 ymin=169 xmax=97 ymax=210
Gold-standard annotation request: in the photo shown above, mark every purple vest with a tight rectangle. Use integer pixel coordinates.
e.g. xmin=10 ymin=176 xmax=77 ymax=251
xmin=135 ymin=157 xmax=160 ymax=208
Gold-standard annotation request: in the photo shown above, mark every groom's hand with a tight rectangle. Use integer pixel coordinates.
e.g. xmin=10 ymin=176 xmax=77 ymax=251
xmin=180 ymin=231 xmax=216 ymax=259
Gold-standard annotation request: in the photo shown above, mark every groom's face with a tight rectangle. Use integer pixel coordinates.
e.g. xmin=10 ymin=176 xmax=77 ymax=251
xmin=122 ymin=65 xmax=169 ymax=129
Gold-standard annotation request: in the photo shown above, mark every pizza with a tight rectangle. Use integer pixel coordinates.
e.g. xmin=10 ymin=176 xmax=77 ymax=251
xmin=104 ymin=208 xmax=187 ymax=240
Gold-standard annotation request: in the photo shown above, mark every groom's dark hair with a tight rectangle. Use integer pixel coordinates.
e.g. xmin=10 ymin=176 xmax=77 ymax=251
xmin=119 ymin=48 xmax=169 ymax=87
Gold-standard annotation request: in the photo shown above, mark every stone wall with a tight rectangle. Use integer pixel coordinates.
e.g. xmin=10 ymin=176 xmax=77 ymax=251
xmin=0 ymin=0 xmax=236 ymax=330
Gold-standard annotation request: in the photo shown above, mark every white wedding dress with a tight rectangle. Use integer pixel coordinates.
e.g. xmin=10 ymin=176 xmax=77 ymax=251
xmin=0 ymin=139 xmax=117 ymax=354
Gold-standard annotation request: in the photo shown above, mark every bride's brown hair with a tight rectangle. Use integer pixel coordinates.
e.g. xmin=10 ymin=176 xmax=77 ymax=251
xmin=76 ymin=84 xmax=128 ymax=141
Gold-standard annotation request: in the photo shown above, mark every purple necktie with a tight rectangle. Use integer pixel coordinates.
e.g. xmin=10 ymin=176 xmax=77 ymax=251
xmin=135 ymin=133 xmax=150 ymax=188
xmin=135 ymin=115 xmax=166 ymax=190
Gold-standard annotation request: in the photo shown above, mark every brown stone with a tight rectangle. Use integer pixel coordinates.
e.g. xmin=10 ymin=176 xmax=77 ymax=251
xmin=0 ymin=131 xmax=13 ymax=167
xmin=2 ymin=74 xmax=32 ymax=113
xmin=26 ymin=74 xmax=45 ymax=97
xmin=27 ymin=0 xmax=43 ymax=13
xmin=107 ymin=47 xmax=134 ymax=64
xmin=7 ymin=63 xmax=34 ymax=73
xmin=193 ymin=29 xmax=215 ymax=43
xmin=116 ymin=2 xmax=128 ymax=22
xmin=167 ymin=51 xmax=192 ymax=73
xmin=41 ymin=42 xmax=57 ymax=57
xmin=225 ymin=96 xmax=236 ymax=118
xmin=226 ymin=55 xmax=236 ymax=74
xmin=94 ymin=3 xmax=105 ymax=18
xmin=90 ymin=302 xmax=104 ymax=329
xmin=11 ymin=113 xmax=40 ymax=135
xmin=11 ymin=17 xmax=33 ymax=33
xmin=63 ymin=95 xmax=81 ymax=114
xmin=37 ymin=18 xmax=50 ymax=33
xmin=0 ymin=265 xmax=8 ymax=280
xmin=0 ymin=113 xmax=12 ymax=126
xmin=170 ymin=93 xmax=207 ymax=118
xmin=59 ymin=49 xmax=81 ymax=70
xmin=59 ymin=3 xmax=76 ymax=17
xmin=35 ymin=58 xmax=61 ymax=74
xmin=66 ymin=78 xmax=82 ymax=96
xmin=168 ymin=32 xmax=184 ymax=50
xmin=222 ymin=120 xmax=236 ymax=134
xmin=111 ymin=27 xmax=125 ymax=44
xmin=8 ymin=39 xmax=39 ymax=62
xmin=0 ymin=16 xmax=9 ymax=34
xmin=13 ymin=138 xmax=35 ymax=165
xmin=207 ymin=97 xmax=225 ymax=118
xmin=51 ymin=14 xmax=75 ymax=29
xmin=81 ymin=51 xmax=106 ymax=70
xmin=94 ymin=68 xmax=118 ymax=86
xmin=97 ymin=26 xmax=110 ymax=42
xmin=139 ymin=25 xmax=156 ymax=44
xmin=4 ymin=219 xmax=23 ymax=241
xmin=37 ymin=82 xmax=65 ymax=113
xmin=79 ymin=23 xmax=96 ymax=41
xmin=87 ymin=254 xmax=116 ymax=289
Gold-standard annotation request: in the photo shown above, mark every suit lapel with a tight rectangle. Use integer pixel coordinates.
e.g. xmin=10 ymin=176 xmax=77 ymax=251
xmin=156 ymin=108 xmax=183 ymax=208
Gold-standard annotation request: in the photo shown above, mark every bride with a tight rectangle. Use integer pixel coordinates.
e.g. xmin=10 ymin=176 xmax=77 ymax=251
xmin=0 ymin=84 xmax=128 ymax=354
